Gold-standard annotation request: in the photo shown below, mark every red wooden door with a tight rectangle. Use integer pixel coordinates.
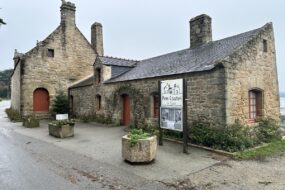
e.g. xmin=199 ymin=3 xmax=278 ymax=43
xmin=122 ymin=95 xmax=130 ymax=126
xmin=33 ymin=88 xmax=49 ymax=112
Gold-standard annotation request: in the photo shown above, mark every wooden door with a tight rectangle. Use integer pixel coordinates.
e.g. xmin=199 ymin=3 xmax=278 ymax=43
xmin=122 ymin=94 xmax=130 ymax=126
xmin=33 ymin=88 xmax=49 ymax=112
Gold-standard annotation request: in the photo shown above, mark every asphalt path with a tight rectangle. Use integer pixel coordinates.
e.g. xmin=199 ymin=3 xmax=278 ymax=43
xmin=0 ymin=101 xmax=170 ymax=190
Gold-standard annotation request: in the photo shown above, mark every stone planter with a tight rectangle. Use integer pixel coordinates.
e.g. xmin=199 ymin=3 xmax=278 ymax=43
xmin=48 ymin=120 xmax=75 ymax=138
xmin=122 ymin=135 xmax=157 ymax=163
xmin=23 ymin=115 xmax=40 ymax=128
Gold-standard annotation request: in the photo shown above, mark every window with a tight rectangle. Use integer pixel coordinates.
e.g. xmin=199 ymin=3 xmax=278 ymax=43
xmin=96 ymin=68 xmax=101 ymax=84
xmin=263 ymin=39 xmax=268 ymax=52
xmin=47 ymin=49 xmax=54 ymax=57
xmin=96 ymin=95 xmax=102 ymax=111
xmin=249 ymin=90 xmax=262 ymax=121
xmin=153 ymin=94 xmax=159 ymax=118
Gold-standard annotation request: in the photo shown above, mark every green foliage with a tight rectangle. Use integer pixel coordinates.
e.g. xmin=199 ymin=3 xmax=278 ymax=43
xmin=189 ymin=118 xmax=281 ymax=153
xmin=23 ymin=114 xmax=39 ymax=128
xmin=128 ymin=129 xmax=151 ymax=147
xmin=0 ymin=18 xmax=6 ymax=25
xmin=254 ymin=117 xmax=281 ymax=143
xmin=48 ymin=119 xmax=75 ymax=128
xmin=52 ymin=91 xmax=69 ymax=114
xmin=234 ymin=140 xmax=285 ymax=160
xmin=163 ymin=129 xmax=183 ymax=140
xmin=189 ymin=121 xmax=257 ymax=152
xmin=5 ymin=108 xmax=22 ymax=122
xmin=0 ymin=69 xmax=13 ymax=98
xmin=78 ymin=114 xmax=113 ymax=124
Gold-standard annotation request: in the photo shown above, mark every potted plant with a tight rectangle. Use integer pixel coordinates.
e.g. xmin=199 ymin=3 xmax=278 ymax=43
xmin=23 ymin=114 xmax=40 ymax=128
xmin=48 ymin=119 xmax=75 ymax=138
xmin=52 ymin=90 xmax=69 ymax=120
xmin=122 ymin=129 xmax=157 ymax=163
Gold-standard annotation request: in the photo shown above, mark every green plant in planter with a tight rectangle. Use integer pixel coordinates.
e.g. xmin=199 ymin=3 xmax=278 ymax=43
xmin=23 ymin=114 xmax=39 ymax=128
xmin=48 ymin=119 xmax=75 ymax=127
xmin=128 ymin=129 xmax=151 ymax=147
xmin=52 ymin=91 xmax=69 ymax=114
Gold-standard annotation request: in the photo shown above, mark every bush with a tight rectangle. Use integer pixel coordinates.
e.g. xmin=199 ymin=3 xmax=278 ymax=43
xmin=255 ymin=117 xmax=281 ymax=143
xmin=23 ymin=114 xmax=40 ymax=128
xmin=52 ymin=91 xmax=69 ymax=114
xmin=5 ymin=108 xmax=22 ymax=122
xmin=189 ymin=121 xmax=258 ymax=152
xmin=189 ymin=118 xmax=281 ymax=152
xmin=78 ymin=114 xmax=113 ymax=124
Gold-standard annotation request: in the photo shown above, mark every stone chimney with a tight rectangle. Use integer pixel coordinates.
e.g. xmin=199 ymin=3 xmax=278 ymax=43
xmin=190 ymin=14 xmax=212 ymax=48
xmin=91 ymin=22 xmax=104 ymax=56
xmin=60 ymin=0 xmax=76 ymax=27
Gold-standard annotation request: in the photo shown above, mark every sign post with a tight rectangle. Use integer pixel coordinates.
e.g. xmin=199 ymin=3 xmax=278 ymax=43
xmin=159 ymin=79 xmax=188 ymax=153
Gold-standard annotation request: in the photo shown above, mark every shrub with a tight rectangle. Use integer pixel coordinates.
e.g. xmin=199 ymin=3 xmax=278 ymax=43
xmin=52 ymin=91 xmax=69 ymax=114
xmin=78 ymin=114 xmax=113 ymax=124
xmin=255 ymin=117 xmax=281 ymax=143
xmin=128 ymin=129 xmax=151 ymax=147
xmin=5 ymin=108 xmax=22 ymax=122
xmin=189 ymin=121 xmax=257 ymax=152
xmin=23 ymin=114 xmax=40 ymax=128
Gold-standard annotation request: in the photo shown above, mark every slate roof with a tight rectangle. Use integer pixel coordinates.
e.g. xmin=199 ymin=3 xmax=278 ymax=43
xmin=97 ymin=56 xmax=138 ymax=67
xmin=69 ymin=74 xmax=94 ymax=89
xmin=105 ymin=24 xmax=268 ymax=83
xmin=111 ymin=66 xmax=133 ymax=79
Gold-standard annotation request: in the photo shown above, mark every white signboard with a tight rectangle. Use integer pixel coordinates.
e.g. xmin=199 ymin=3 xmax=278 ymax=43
xmin=161 ymin=79 xmax=183 ymax=107
xmin=56 ymin=114 xmax=69 ymax=120
xmin=160 ymin=79 xmax=183 ymax=131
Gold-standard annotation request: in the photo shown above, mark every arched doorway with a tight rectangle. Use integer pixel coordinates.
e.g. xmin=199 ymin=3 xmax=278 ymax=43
xmin=121 ymin=94 xmax=131 ymax=126
xmin=33 ymin=88 xmax=49 ymax=112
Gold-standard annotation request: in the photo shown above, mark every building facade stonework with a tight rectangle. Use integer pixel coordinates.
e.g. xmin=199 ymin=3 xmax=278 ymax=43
xmin=11 ymin=1 xmax=280 ymax=127
xmin=11 ymin=1 xmax=97 ymax=117
xmin=69 ymin=13 xmax=280 ymax=127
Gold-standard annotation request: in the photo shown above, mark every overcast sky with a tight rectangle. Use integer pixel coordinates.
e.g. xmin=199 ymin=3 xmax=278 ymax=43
xmin=0 ymin=0 xmax=284 ymax=91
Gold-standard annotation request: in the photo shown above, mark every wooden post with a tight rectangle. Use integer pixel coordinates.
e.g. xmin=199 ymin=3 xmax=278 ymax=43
xmin=183 ymin=78 xmax=189 ymax=154
xmin=158 ymin=81 xmax=163 ymax=146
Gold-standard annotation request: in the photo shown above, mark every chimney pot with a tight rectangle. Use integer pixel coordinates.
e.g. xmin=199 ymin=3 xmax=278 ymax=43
xmin=91 ymin=22 xmax=104 ymax=56
xmin=190 ymin=14 xmax=212 ymax=48
xmin=60 ymin=1 xmax=76 ymax=27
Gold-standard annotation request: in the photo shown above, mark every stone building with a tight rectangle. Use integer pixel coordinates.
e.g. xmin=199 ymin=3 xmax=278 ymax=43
xmin=10 ymin=1 xmax=102 ymax=117
xmin=69 ymin=14 xmax=280 ymax=126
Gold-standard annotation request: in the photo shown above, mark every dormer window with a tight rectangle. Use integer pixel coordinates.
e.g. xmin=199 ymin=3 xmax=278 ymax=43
xmin=47 ymin=49 xmax=54 ymax=57
xmin=96 ymin=68 xmax=101 ymax=84
xmin=263 ymin=39 xmax=268 ymax=52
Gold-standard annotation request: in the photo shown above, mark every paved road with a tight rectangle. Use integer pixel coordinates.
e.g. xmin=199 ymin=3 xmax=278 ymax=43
xmin=0 ymin=101 xmax=170 ymax=190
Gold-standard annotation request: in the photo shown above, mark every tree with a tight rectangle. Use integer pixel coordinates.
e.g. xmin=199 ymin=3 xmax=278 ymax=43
xmin=0 ymin=18 xmax=6 ymax=25
xmin=52 ymin=91 xmax=69 ymax=114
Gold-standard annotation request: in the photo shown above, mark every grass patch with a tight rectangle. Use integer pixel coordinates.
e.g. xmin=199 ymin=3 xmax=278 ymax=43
xmin=234 ymin=140 xmax=285 ymax=160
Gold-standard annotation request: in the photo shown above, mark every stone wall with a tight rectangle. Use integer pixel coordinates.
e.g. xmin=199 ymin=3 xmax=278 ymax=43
xmin=19 ymin=26 xmax=96 ymax=116
xmin=224 ymin=23 xmax=280 ymax=124
xmin=69 ymin=85 xmax=94 ymax=117
xmin=10 ymin=62 xmax=21 ymax=112
xmin=71 ymin=66 xmax=226 ymax=127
